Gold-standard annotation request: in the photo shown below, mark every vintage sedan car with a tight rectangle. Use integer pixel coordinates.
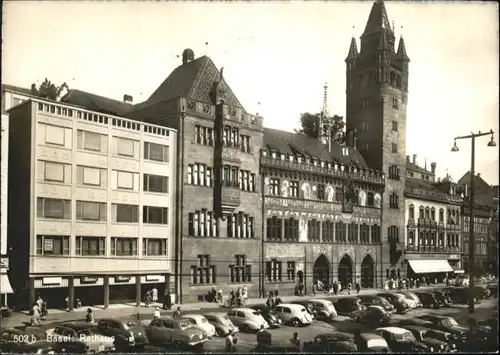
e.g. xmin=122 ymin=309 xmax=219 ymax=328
xmin=416 ymin=315 xmax=470 ymax=341
xmin=414 ymin=292 xmax=441 ymax=309
xmin=444 ymin=287 xmax=479 ymax=304
xmin=399 ymin=291 xmax=423 ymax=308
xmin=355 ymin=333 xmax=392 ymax=353
xmin=0 ymin=327 xmax=55 ymax=354
xmin=375 ymin=327 xmax=427 ymax=353
xmin=332 ymin=297 xmax=366 ymax=315
xmin=273 ymin=303 xmax=313 ymax=327
xmin=358 ymin=295 xmax=395 ymax=313
xmin=394 ymin=292 xmax=418 ymax=309
xmin=404 ymin=325 xmax=450 ymax=353
xmin=96 ymin=318 xmax=148 ymax=351
xmin=432 ymin=291 xmax=452 ymax=307
xmin=303 ymin=332 xmax=357 ymax=353
xmin=254 ymin=330 xmax=300 ymax=353
xmin=204 ymin=312 xmax=239 ymax=337
xmin=144 ymin=317 xmax=208 ymax=348
xmin=290 ymin=300 xmax=316 ymax=319
xmin=249 ymin=305 xmax=282 ymax=328
xmin=307 ymin=299 xmax=337 ymax=320
xmin=351 ymin=305 xmax=392 ymax=326
xmin=376 ymin=293 xmax=411 ymax=314
xmin=48 ymin=322 xmax=115 ymax=353
xmin=181 ymin=314 xmax=216 ymax=338
xmin=226 ymin=308 xmax=269 ymax=332
xmin=424 ymin=329 xmax=458 ymax=352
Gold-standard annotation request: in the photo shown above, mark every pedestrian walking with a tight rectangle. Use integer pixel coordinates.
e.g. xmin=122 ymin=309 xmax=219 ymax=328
xmin=225 ymin=333 xmax=237 ymax=353
xmin=333 ymin=282 xmax=338 ymax=295
xmin=347 ymin=282 xmax=352 ymax=295
xmin=145 ymin=291 xmax=151 ymax=307
xmin=355 ymin=282 xmax=360 ymax=294
xmin=153 ymin=307 xmax=161 ymax=320
xmin=85 ymin=308 xmax=95 ymax=324
xmin=217 ymin=287 xmax=224 ymax=304
xmin=290 ymin=332 xmax=301 ymax=350
xmin=173 ymin=306 xmax=181 ymax=319
xmin=266 ymin=294 xmax=274 ymax=309
xmin=151 ymin=287 xmax=158 ymax=303
xmin=163 ymin=290 xmax=172 ymax=310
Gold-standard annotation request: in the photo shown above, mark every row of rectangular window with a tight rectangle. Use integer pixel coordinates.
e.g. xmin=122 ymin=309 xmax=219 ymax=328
xmin=194 ymin=125 xmax=252 ymax=153
xmin=187 ymin=164 xmax=256 ymax=192
xmin=37 ymin=198 xmax=169 ymax=224
xmin=409 ymin=206 xmax=459 ymax=225
xmin=266 ymin=260 xmax=296 ymax=282
xmin=40 ymin=160 xmax=169 ymax=193
xmin=266 ymin=217 xmax=381 ymax=243
xmin=407 ymin=231 xmax=460 ymax=247
xmin=187 ymin=210 xmax=255 ymax=238
xmin=42 ymin=125 xmax=170 ymax=163
xmin=190 ymin=254 xmax=251 ymax=284
xmin=35 ymin=235 xmax=168 ymax=256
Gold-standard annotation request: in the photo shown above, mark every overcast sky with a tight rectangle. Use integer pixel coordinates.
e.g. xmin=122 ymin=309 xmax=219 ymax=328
xmin=2 ymin=1 xmax=499 ymax=184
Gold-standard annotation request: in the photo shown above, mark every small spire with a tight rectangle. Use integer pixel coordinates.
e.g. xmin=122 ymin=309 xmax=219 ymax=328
xmin=345 ymin=37 xmax=359 ymax=61
xmin=397 ymin=35 xmax=410 ymax=61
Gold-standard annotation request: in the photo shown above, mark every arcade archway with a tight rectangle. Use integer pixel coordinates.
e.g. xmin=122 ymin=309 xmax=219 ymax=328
xmin=361 ymin=255 xmax=375 ymax=289
xmin=338 ymin=255 xmax=353 ymax=288
xmin=313 ymin=254 xmax=330 ymax=290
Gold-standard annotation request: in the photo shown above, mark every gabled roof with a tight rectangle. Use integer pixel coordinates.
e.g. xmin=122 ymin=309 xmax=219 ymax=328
xmin=61 ymin=89 xmax=133 ymax=116
xmin=405 ymin=177 xmax=442 ymax=194
xmin=457 ymin=171 xmax=492 ymax=192
xmin=1 ymin=83 xmax=33 ymax=96
xmin=136 ymin=55 xmax=245 ymax=111
xmin=406 ymin=161 xmax=432 ymax=175
xmin=262 ymin=128 xmax=368 ymax=168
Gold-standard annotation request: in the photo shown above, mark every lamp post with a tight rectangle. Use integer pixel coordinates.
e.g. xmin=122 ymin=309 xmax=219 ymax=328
xmin=451 ymin=129 xmax=496 ymax=313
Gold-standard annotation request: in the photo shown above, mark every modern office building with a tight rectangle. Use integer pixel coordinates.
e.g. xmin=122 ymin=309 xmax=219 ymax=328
xmin=7 ymin=98 xmax=177 ymax=309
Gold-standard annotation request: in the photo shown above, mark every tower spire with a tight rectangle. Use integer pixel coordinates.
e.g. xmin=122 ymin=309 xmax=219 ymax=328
xmin=322 ymin=82 xmax=329 ymax=119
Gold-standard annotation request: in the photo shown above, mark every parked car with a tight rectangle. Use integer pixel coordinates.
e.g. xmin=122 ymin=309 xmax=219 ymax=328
xmin=226 ymin=308 xmax=269 ymax=332
xmin=254 ymin=330 xmax=299 ymax=353
xmin=249 ymin=305 xmax=282 ymax=328
xmin=376 ymin=293 xmax=411 ymax=314
xmin=303 ymin=332 xmax=357 ymax=353
xmin=0 ymin=327 xmax=55 ymax=354
xmin=351 ymin=305 xmax=392 ymax=326
xmin=96 ymin=318 xmax=148 ymax=351
xmin=181 ymin=314 xmax=216 ymax=338
xmin=49 ymin=322 xmax=115 ymax=353
xmin=290 ymin=300 xmax=317 ymax=319
xmin=472 ymin=285 xmax=491 ymax=299
xmin=355 ymin=333 xmax=392 ymax=353
xmin=404 ymin=325 xmax=450 ymax=352
xmin=308 ymin=299 xmax=337 ymax=320
xmin=375 ymin=327 xmax=427 ymax=353
xmin=273 ymin=303 xmax=313 ymax=327
xmin=358 ymin=295 xmax=395 ymax=313
xmin=414 ymin=292 xmax=441 ymax=309
xmin=399 ymin=318 xmax=435 ymax=328
xmin=432 ymin=291 xmax=452 ymax=307
xmin=416 ymin=315 xmax=469 ymax=342
xmin=486 ymin=283 xmax=498 ymax=297
xmin=394 ymin=292 xmax=418 ymax=309
xmin=444 ymin=287 xmax=479 ymax=304
xmin=332 ymin=297 xmax=366 ymax=316
xmin=399 ymin=291 xmax=423 ymax=308
xmin=144 ymin=317 xmax=208 ymax=348
xmin=204 ymin=312 xmax=239 ymax=337
xmin=424 ymin=329 xmax=459 ymax=352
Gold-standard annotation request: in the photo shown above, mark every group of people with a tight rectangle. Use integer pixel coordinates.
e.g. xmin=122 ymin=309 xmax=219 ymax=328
xmin=30 ymin=296 xmax=48 ymax=326
xmin=265 ymin=290 xmax=283 ymax=308
xmin=205 ymin=285 xmax=248 ymax=307
xmin=384 ymin=276 xmax=433 ymax=291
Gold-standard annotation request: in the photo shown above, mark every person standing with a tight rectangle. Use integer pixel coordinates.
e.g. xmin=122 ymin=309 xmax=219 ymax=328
xmin=152 ymin=287 xmax=158 ymax=303
xmin=290 ymin=332 xmax=301 ymax=350
xmin=86 ymin=308 xmax=95 ymax=324
xmin=225 ymin=333 xmax=234 ymax=352
xmin=153 ymin=307 xmax=161 ymax=320
xmin=333 ymin=281 xmax=338 ymax=295
xmin=266 ymin=294 xmax=274 ymax=309
xmin=217 ymin=287 xmax=224 ymax=304
xmin=145 ymin=291 xmax=151 ymax=307
xmin=173 ymin=306 xmax=181 ymax=319
xmin=355 ymin=282 xmax=360 ymax=294
xmin=163 ymin=290 xmax=172 ymax=310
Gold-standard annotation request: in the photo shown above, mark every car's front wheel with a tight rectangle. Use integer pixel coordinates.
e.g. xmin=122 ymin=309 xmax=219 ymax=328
xmin=216 ymin=329 xmax=225 ymax=337
xmin=291 ymin=318 xmax=300 ymax=327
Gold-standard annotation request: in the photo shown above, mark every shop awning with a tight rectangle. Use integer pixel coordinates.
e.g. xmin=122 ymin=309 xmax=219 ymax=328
xmin=1 ymin=274 xmax=14 ymax=294
xmin=453 ymin=269 xmax=465 ymax=274
xmin=408 ymin=260 xmax=454 ymax=274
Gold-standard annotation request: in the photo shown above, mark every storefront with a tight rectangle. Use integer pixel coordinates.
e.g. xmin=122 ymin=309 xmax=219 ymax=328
xmin=406 ymin=259 xmax=454 ymax=283
xmin=33 ymin=277 xmax=69 ymax=309
xmin=75 ymin=276 xmax=104 ymax=307
xmin=1 ymin=257 xmax=14 ymax=306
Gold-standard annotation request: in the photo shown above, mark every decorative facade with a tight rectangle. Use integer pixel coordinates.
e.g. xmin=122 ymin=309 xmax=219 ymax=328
xmin=261 ymin=129 xmax=385 ymax=295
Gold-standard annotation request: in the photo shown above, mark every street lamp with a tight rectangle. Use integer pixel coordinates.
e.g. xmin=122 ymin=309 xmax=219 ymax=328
xmin=451 ymin=129 xmax=496 ymax=313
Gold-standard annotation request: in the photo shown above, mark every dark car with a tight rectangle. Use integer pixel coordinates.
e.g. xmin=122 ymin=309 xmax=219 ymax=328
xmin=0 ymin=327 xmax=55 ymax=354
xmin=97 ymin=318 xmax=148 ymax=351
xmin=254 ymin=330 xmax=299 ymax=353
xmin=432 ymin=291 xmax=452 ymax=307
xmin=414 ymin=292 xmax=440 ymax=309
xmin=290 ymin=301 xmax=316 ymax=319
xmin=376 ymin=327 xmax=427 ymax=353
xmin=405 ymin=325 xmax=450 ymax=353
xmin=444 ymin=287 xmax=480 ymax=304
xmin=358 ymin=295 xmax=395 ymax=313
xmin=425 ymin=329 xmax=459 ymax=352
xmin=416 ymin=315 xmax=469 ymax=342
xmin=250 ymin=305 xmax=282 ymax=328
xmin=472 ymin=285 xmax=491 ymax=299
xmin=376 ymin=293 xmax=410 ymax=314
xmin=303 ymin=332 xmax=357 ymax=353
xmin=50 ymin=322 xmax=116 ymax=353
xmin=332 ymin=297 xmax=365 ymax=316
xmin=351 ymin=305 xmax=392 ymax=326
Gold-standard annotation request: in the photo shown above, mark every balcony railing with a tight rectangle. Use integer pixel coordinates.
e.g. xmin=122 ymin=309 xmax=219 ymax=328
xmin=406 ymin=245 xmax=461 ymax=253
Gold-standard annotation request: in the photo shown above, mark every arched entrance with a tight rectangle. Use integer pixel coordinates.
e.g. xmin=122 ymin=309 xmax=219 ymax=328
xmin=338 ymin=255 xmax=353 ymax=289
xmin=361 ymin=255 xmax=375 ymax=289
xmin=313 ymin=254 xmax=330 ymax=290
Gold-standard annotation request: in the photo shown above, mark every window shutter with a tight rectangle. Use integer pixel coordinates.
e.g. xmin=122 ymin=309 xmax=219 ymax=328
xmin=246 ymin=265 xmax=252 ymax=282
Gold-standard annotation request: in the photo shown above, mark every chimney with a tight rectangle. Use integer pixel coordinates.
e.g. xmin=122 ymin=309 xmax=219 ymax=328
xmin=412 ymin=154 xmax=417 ymax=164
xmin=430 ymin=162 xmax=436 ymax=174
xmin=123 ymin=94 xmax=133 ymax=104
xmin=477 ymin=173 xmax=481 ymax=177
xmin=406 ymin=155 xmax=410 ymax=162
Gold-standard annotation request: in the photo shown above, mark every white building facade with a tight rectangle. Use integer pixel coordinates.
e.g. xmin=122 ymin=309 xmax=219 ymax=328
xmin=7 ymin=98 xmax=177 ymax=310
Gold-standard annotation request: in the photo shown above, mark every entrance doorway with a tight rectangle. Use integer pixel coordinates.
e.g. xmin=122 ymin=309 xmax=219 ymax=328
xmin=338 ymin=255 xmax=353 ymax=288
xmin=313 ymin=254 xmax=330 ymax=290
xmin=361 ymin=255 xmax=375 ymax=288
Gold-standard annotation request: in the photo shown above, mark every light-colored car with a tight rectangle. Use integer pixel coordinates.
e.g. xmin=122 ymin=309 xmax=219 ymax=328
xmin=144 ymin=317 xmax=209 ymax=348
xmin=181 ymin=314 xmax=216 ymax=338
xmin=204 ymin=313 xmax=239 ymax=337
xmin=308 ymin=299 xmax=337 ymax=319
xmin=48 ymin=323 xmax=115 ymax=353
xmin=357 ymin=333 xmax=391 ymax=352
xmin=274 ymin=303 xmax=314 ymax=327
xmin=394 ymin=292 xmax=418 ymax=309
xmin=400 ymin=292 xmax=423 ymax=308
xmin=226 ymin=308 xmax=269 ymax=332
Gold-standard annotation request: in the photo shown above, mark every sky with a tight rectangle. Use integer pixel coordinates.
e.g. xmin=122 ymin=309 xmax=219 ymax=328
xmin=2 ymin=1 xmax=499 ymax=184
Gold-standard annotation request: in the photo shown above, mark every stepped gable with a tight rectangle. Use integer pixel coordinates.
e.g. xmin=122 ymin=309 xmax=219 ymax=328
xmin=263 ymin=127 xmax=368 ymax=168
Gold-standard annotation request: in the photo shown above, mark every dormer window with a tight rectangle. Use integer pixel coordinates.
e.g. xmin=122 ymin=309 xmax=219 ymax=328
xmin=271 ymin=152 xmax=276 ymax=159
xmin=289 ymin=155 xmax=294 ymax=162
xmin=280 ymin=154 xmax=285 ymax=161
xmin=262 ymin=150 xmax=267 ymax=157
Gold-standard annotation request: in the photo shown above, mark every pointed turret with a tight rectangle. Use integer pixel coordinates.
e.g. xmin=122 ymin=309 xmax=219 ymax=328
xmin=362 ymin=0 xmax=393 ymax=37
xmin=345 ymin=37 xmax=359 ymax=61
xmin=397 ymin=36 xmax=410 ymax=61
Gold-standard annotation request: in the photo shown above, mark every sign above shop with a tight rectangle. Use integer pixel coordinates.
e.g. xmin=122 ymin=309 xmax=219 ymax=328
xmin=80 ymin=276 xmax=98 ymax=284
xmin=115 ymin=276 xmax=131 ymax=283
xmin=0 ymin=258 xmax=8 ymax=270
